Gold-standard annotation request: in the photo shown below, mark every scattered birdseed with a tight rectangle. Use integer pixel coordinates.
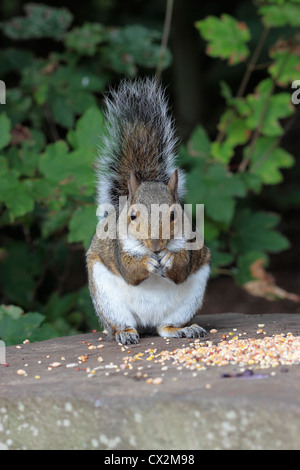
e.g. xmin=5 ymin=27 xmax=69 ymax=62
xmin=50 ymin=362 xmax=61 ymax=368
xmin=210 ymin=329 xmax=217 ymax=334
xmin=121 ymin=333 xmax=300 ymax=374
xmin=152 ymin=377 xmax=163 ymax=385
xmin=23 ymin=339 xmax=30 ymax=344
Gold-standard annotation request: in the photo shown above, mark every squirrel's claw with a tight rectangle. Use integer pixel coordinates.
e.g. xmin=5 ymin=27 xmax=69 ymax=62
xmin=115 ymin=328 xmax=140 ymax=345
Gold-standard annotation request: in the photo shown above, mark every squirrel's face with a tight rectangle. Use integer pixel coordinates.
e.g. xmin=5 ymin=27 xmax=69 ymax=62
xmin=127 ymin=171 xmax=180 ymax=253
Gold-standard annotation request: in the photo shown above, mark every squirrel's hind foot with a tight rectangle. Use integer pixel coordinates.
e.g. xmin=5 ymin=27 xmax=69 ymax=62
xmin=157 ymin=323 xmax=206 ymax=339
xmin=115 ymin=327 xmax=140 ymax=345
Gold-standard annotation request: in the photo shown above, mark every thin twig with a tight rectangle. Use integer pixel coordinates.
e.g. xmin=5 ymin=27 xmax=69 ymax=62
xmin=43 ymin=105 xmax=60 ymax=142
xmin=236 ymin=27 xmax=270 ymax=98
xmin=156 ymin=0 xmax=174 ymax=81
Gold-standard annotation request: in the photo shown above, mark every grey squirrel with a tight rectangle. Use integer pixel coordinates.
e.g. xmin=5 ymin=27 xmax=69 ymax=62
xmin=86 ymin=77 xmax=211 ymax=344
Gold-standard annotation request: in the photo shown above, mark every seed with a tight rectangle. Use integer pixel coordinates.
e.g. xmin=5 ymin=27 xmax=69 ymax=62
xmin=17 ymin=369 xmax=26 ymax=375
xmin=152 ymin=377 xmax=163 ymax=385
xmin=210 ymin=329 xmax=217 ymax=334
xmin=50 ymin=362 xmax=61 ymax=368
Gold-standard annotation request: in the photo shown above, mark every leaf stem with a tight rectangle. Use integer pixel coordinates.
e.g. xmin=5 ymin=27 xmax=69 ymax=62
xmin=236 ymin=27 xmax=270 ymax=99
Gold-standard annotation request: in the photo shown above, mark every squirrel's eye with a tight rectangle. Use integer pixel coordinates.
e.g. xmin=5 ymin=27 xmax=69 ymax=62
xmin=170 ymin=210 xmax=175 ymax=222
xmin=130 ymin=212 xmax=137 ymax=221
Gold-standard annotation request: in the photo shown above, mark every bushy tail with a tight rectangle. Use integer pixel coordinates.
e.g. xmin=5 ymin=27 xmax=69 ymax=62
xmin=96 ymin=77 xmax=185 ymax=206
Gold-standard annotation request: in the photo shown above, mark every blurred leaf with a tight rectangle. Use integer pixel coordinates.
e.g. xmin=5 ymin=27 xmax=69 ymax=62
xmin=269 ymin=47 xmax=300 ymax=87
xmin=64 ymin=22 xmax=106 ymax=55
xmin=50 ymin=92 xmax=75 ymax=128
xmin=259 ymin=2 xmax=300 ymax=27
xmin=245 ymin=79 xmax=294 ymax=137
xmin=43 ymin=291 xmax=77 ymax=321
xmin=249 ymin=137 xmax=294 ymax=184
xmin=187 ymin=125 xmax=211 ymax=158
xmin=196 ymin=14 xmax=250 ymax=65
xmin=104 ymin=25 xmax=171 ymax=75
xmin=208 ymin=239 xmax=234 ymax=273
xmin=211 ymin=112 xmax=251 ymax=163
xmin=67 ymin=107 xmax=104 ymax=150
xmin=39 ymin=139 xmax=95 ymax=196
xmin=68 ymin=205 xmax=97 ymax=249
xmin=0 ymin=304 xmax=58 ymax=345
xmin=1 ymin=3 xmax=73 ymax=40
xmin=0 ymin=113 xmax=11 ymax=150
xmin=187 ymin=161 xmax=246 ymax=224
xmin=230 ymin=209 xmax=290 ymax=254
xmin=0 ymin=157 xmax=35 ymax=219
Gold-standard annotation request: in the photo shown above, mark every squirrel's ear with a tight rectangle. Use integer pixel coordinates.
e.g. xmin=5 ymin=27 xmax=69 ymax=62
xmin=128 ymin=171 xmax=138 ymax=198
xmin=168 ymin=169 xmax=178 ymax=195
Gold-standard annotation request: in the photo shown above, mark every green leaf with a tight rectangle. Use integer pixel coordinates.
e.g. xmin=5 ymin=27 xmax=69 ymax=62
xmin=186 ymin=162 xmax=246 ymax=224
xmin=196 ymin=14 xmax=250 ymax=65
xmin=207 ymin=239 xmax=234 ymax=274
xmin=269 ymin=48 xmax=300 ymax=87
xmin=249 ymin=137 xmax=294 ymax=184
xmin=64 ymin=22 xmax=106 ymax=55
xmin=245 ymin=79 xmax=294 ymax=137
xmin=68 ymin=205 xmax=97 ymax=249
xmin=0 ymin=304 xmax=57 ymax=345
xmin=50 ymin=93 xmax=75 ymax=129
xmin=1 ymin=3 xmax=73 ymax=40
xmin=104 ymin=25 xmax=171 ymax=75
xmin=230 ymin=209 xmax=290 ymax=255
xmin=67 ymin=107 xmax=104 ymax=150
xmin=187 ymin=125 xmax=211 ymax=158
xmin=0 ymin=113 xmax=11 ymax=150
xmin=259 ymin=3 xmax=300 ymax=27
xmin=211 ymin=111 xmax=251 ymax=163
xmin=0 ymin=159 xmax=35 ymax=219
xmin=39 ymin=140 xmax=95 ymax=196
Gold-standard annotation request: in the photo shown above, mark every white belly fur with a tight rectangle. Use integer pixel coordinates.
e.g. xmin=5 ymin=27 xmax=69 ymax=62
xmin=93 ymin=262 xmax=210 ymax=329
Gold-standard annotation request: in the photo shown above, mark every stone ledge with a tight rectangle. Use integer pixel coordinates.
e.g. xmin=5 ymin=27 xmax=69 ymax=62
xmin=0 ymin=313 xmax=299 ymax=450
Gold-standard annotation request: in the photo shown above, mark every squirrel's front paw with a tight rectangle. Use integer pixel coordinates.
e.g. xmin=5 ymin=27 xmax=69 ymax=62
xmin=157 ymin=249 xmax=174 ymax=275
xmin=144 ymin=254 xmax=160 ymax=274
xmin=115 ymin=328 xmax=140 ymax=345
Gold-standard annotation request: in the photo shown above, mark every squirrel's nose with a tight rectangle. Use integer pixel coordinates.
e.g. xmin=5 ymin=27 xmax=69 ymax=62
xmin=150 ymin=240 xmax=161 ymax=253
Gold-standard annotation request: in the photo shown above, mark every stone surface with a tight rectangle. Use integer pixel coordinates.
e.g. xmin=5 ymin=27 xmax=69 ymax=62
xmin=0 ymin=312 xmax=299 ymax=450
